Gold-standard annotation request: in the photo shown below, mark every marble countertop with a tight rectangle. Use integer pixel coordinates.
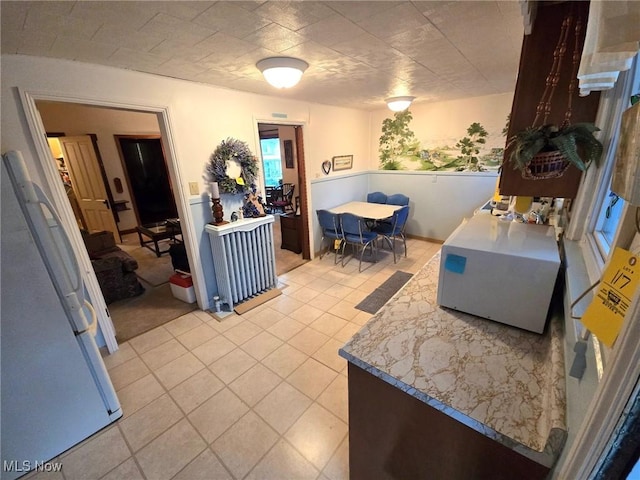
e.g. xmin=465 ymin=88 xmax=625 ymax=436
xmin=339 ymin=252 xmax=566 ymax=468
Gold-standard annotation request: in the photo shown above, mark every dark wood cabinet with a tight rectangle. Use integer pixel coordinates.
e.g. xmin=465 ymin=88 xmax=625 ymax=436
xmin=499 ymin=1 xmax=600 ymax=198
xmin=347 ymin=364 xmax=550 ymax=480
xmin=280 ymin=214 xmax=302 ymax=253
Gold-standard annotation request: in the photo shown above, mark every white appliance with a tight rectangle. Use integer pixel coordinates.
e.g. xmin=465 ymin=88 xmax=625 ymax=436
xmin=437 ymin=214 xmax=561 ymax=334
xmin=1 ymin=151 xmax=121 ymax=479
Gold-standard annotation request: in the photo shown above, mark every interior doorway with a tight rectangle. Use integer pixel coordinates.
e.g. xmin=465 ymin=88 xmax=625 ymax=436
xmin=34 ymin=100 xmax=193 ymax=346
xmin=257 ymin=122 xmax=310 ymax=275
xmin=115 ymin=136 xmax=178 ymax=226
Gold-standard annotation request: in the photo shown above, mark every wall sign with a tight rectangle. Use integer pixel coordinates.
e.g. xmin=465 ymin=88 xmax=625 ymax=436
xmin=332 ymin=155 xmax=353 ymax=171
xmin=582 ymin=247 xmax=639 ymax=347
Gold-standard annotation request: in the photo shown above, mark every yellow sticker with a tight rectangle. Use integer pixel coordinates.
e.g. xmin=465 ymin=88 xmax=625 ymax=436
xmin=492 ymin=176 xmax=502 ymax=203
xmin=334 ymin=239 xmax=341 ymax=250
xmin=582 ymin=247 xmax=639 ymax=347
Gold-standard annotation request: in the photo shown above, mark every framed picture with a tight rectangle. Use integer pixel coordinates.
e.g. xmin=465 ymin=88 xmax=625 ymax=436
xmin=284 ymin=140 xmax=294 ymax=169
xmin=332 ymin=155 xmax=353 ymax=171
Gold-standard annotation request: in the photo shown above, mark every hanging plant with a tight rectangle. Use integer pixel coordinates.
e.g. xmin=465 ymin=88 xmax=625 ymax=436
xmin=506 ymin=123 xmax=603 ymax=173
xmin=505 ymin=8 xmax=602 ymax=180
xmin=205 ymin=137 xmax=259 ymax=194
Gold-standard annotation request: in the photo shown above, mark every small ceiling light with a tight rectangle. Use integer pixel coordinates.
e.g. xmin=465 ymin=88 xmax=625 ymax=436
xmin=386 ymin=96 xmax=415 ymax=112
xmin=256 ymin=57 xmax=309 ymax=89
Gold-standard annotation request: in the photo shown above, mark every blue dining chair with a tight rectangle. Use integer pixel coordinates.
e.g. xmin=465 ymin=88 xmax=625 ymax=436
xmin=374 ymin=205 xmax=410 ymax=263
xmin=386 ymin=193 xmax=410 ymax=206
xmin=367 ymin=191 xmax=387 ymax=204
xmin=316 ymin=209 xmax=342 ymax=264
xmin=340 ymin=213 xmax=378 ymax=272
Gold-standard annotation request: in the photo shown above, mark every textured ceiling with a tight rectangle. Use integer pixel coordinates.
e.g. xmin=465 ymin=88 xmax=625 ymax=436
xmin=1 ymin=1 xmax=526 ymax=110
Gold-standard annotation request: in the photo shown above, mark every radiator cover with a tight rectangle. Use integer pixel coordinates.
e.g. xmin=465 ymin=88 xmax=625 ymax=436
xmin=205 ymin=216 xmax=277 ymax=310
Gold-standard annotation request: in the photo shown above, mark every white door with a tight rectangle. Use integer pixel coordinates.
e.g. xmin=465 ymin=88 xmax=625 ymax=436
xmin=59 ymin=136 xmax=120 ymax=242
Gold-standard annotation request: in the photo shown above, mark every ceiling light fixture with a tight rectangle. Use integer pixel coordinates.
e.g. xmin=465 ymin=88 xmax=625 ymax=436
xmin=386 ymin=96 xmax=415 ymax=112
xmin=256 ymin=57 xmax=309 ymax=89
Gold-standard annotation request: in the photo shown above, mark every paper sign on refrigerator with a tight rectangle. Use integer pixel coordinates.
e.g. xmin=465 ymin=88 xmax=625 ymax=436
xmin=581 ymin=247 xmax=639 ymax=347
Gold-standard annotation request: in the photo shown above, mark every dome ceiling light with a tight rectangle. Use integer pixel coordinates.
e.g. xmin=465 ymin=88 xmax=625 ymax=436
xmin=256 ymin=57 xmax=309 ymax=89
xmin=386 ymin=96 xmax=416 ymax=112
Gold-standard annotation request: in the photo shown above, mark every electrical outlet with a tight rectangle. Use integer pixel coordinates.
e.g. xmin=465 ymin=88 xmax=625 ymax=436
xmin=189 ymin=182 xmax=199 ymax=195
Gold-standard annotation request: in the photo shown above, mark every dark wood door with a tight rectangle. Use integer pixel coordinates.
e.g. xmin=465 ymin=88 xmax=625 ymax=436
xmin=117 ymin=137 xmax=177 ymax=225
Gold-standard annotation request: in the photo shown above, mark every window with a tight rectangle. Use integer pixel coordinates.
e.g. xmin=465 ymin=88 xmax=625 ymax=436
xmin=260 ymin=138 xmax=282 ymax=187
xmin=593 ymin=191 xmax=625 ymax=257
xmin=585 ymin=58 xmax=640 ymax=268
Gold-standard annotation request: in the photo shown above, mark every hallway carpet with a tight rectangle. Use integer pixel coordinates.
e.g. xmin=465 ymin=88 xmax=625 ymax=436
xmin=119 ymin=237 xmax=176 ymax=287
xmin=110 ymin=282 xmax=198 ymax=342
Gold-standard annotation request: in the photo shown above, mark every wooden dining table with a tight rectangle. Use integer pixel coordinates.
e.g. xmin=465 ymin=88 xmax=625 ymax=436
xmin=329 ymin=201 xmax=401 ymax=220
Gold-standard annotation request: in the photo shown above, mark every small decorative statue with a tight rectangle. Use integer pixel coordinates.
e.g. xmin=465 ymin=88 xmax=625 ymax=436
xmin=242 ymin=185 xmax=266 ymax=218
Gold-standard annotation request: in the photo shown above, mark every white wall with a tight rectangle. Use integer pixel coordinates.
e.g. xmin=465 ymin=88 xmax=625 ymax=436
xmin=308 ymin=103 xmax=372 ymax=179
xmin=309 ymin=170 xmax=497 ymax=251
xmin=368 ymin=171 xmax=498 ymax=241
xmin=310 ymin=172 xmax=371 ymax=253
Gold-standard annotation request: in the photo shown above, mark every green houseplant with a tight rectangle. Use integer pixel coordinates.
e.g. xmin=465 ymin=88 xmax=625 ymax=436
xmin=506 ymin=122 xmax=603 ymax=179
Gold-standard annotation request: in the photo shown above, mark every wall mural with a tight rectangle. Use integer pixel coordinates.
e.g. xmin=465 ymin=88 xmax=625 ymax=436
xmin=378 ymin=110 xmax=507 ymax=172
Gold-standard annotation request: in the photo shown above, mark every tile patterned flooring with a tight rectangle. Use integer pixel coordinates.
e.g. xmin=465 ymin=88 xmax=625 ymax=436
xmin=26 ymin=238 xmax=441 ymax=480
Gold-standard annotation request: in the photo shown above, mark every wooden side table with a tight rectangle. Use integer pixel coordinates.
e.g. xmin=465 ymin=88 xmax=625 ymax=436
xmin=136 ymin=220 xmax=182 ymax=257
xmin=280 ymin=214 xmax=302 ymax=254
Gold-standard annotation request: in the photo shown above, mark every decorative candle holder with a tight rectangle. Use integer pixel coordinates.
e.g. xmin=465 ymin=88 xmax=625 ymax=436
xmin=211 ymin=197 xmax=228 ymax=226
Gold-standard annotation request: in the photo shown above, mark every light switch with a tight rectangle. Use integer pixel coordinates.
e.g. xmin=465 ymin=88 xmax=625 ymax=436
xmin=189 ymin=182 xmax=199 ymax=195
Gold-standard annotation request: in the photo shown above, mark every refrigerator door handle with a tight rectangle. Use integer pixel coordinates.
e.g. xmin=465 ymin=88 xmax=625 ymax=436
xmin=33 ymin=183 xmax=82 ymax=293
xmin=30 ymin=183 xmax=95 ymax=331
xmin=77 ymin=299 xmax=98 ymax=336
xmin=3 ymin=152 xmax=83 ymax=302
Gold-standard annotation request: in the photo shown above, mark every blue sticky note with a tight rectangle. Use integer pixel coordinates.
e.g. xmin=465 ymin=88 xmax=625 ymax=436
xmin=445 ymin=254 xmax=466 ymax=274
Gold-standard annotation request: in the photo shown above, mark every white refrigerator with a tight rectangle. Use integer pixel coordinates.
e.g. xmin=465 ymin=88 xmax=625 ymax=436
xmin=1 ymin=151 xmax=121 ymax=479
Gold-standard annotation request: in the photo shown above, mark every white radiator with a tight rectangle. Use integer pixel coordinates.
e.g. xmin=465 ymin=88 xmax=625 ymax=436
xmin=205 ymin=216 xmax=277 ymax=310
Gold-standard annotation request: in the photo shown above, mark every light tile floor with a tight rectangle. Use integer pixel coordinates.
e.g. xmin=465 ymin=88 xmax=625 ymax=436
xmin=26 ymin=238 xmax=441 ymax=480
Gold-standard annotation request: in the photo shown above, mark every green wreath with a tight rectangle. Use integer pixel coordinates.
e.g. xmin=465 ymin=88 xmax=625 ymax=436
xmin=205 ymin=138 xmax=259 ymax=194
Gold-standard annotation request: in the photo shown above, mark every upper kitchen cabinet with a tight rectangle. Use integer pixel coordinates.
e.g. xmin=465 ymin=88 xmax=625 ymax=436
xmin=500 ymin=1 xmax=601 ymax=198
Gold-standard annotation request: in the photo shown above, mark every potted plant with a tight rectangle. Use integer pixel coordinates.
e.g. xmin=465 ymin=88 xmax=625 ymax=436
xmin=506 ymin=122 xmax=604 ymax=179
